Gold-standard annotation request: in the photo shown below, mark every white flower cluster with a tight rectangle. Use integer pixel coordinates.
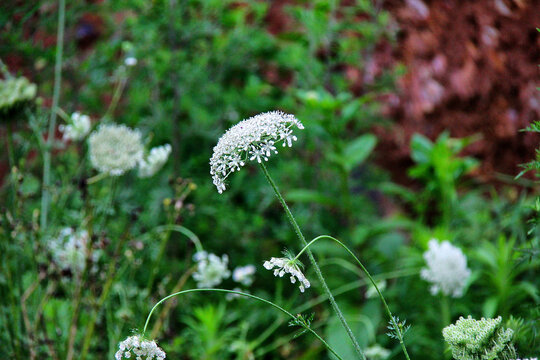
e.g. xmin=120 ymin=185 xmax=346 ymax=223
xmin=49 ymin=227 xmax=97 ymax=275
xmin=263 ymin=257 xmax=310 ymax=293
xmin=88 ymin=124 xmax=144 ymax=176
xmin=232 ymin=265 xmax=256 ymax=286
xmin=365 ymin=344 xmax=391 ymax=360
xmin=115 ymin=335 xmax=166 ymax=360
xmin=420 ymin=239 xmax=471 ymax=298
xmin=192 ymin=251 xmax=231 ymax=288
xmin=210 ymin=111 xmax=304 ymax=193
xmin=124 ymin=57 xmax=137 ymax=67
xmin=60 ymin=112 xmax=91 ymax=141
xmin=139 ymin=144 xmax=172 ymax=178
xmin=443 ymin=316 xmax=515 ymax=360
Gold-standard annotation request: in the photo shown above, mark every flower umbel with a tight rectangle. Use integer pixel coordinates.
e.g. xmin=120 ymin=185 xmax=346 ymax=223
xmin=115 ymin=335 xmax=166 ymax=360
xmin=443 ymin=316 xmax=515 ymax=360
xmin=59 ymin=112 xmax=91 ymax=141
xmin=420 ymin=239 xmax=471 ymax=298
xmin=232 ymin=265 xmax=256 ymax=286
xmin=138 ymin=144 xmax=172 ymax=178
xmin=49 ymin=227 xmax=98 ymax=275
xmin=263 ymin=252 xmax=310 ymax=293
xmin=210 ymin=111 xmax=304 ymax=193
xmin=88 ymin=123 xmax=144 ymax=176
xmin=192 ymin=251 xmax=231 ymax=288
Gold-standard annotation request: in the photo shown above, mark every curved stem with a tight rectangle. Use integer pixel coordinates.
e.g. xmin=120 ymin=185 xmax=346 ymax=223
xmin=40 ymin=0 xmax=65 ymax=230
xmin=259 ymin=162 xmax=365 ymax=359
xmin=299 ymin=235 xmax=411 ymax=360
xmin=153 ymin=224 xmax=204 ymax=253
xmin=142 ymin=288 xmax=344 ymax=360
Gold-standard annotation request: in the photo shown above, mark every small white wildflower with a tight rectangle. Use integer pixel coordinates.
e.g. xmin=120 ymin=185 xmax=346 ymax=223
xmin=232 ymin=265 xmax=256 ymax=286
xmin=138 ymin=144 xmax=172 ymax=178
xmin=115 ymin=335 xmax=166 ymax=360
xmin=210 ymin=111 xmax=304 ymax=193
xmin=263 ymin=254 xmax=310 ymax=293
xmin=192 ymin=251 xmax=231 ymax=288
xmin=365 ymin=344 xmax=391 ymax=360
xmin=420 ymin=239 xmax=471 ymax=298
xmin=49 ymin=227 xmax=98 ymax=275
xmin=88 ymin=124 xmax=144 ymax=176
xmin=59 ymin=112 xmax=91 ymax=141
xmin=124 ymin=57 xmax=137 ymax=67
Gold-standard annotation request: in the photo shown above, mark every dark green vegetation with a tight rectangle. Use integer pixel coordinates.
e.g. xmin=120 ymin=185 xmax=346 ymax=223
xmin=0 ymin=1 xmax=538 ymax=359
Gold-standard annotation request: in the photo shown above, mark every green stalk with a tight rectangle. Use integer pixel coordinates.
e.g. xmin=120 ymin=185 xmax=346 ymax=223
xmin=142 ymin=288 xmax=344 ymax=360
xmin=40 ymin=0 xmax=65 ymax=230
xmin=294 ymin=235 xmax=411 ymax=360
xmin=259 ymin=162 xmax=365 ymax=359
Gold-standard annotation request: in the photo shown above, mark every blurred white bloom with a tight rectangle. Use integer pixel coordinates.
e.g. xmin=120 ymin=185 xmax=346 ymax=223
xmin=232 ymin=265 xmax=256 ymax=286
xmin=226 ymin=287 xmax=247 ymax=301
xmin=192 ymin=251 xmax=230 ymax=288
xmin=88 ymin=124 xmax=144 ymax=176
xmin=115 ymin=335 xmax=166 ymax=360
xmin=49 ymin=227 xmax=97 ymax=275
xmin=138 ymin=144 xmax=172 ymax=178
xmin=263 ymin=256 xmax=310 ymax=293
xmin=124 ymin=57 xmax=137 ymax=67
xmin=210 ymin=111 xmax=304 ymax=193
xmin=365 ymin=344 xmax=391 ymax=360
xmin=420 ymin=239 xmax=471 ymax=298
xmin=59 ymin=112 xmax=91 ymax=141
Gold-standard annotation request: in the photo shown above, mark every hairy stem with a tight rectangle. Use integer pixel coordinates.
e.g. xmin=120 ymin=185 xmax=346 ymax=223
xmin=142 ymin=288 xmax=344 ymax=360
xmin=259 ymin=162 xmax=365 ymax=359
xmin=40 ymin=0 xmax=65 ymax=230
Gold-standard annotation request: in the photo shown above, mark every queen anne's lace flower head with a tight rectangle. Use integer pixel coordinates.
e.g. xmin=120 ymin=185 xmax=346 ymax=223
xmin=263 ymin=254 xmax=310 ymax=293
xmin=115 ymin=335 xmax=166 ymax=360
xmin=192 ymin=251 xmax=231 ymax=288
xmin=420 ymin=239 xmax=471 ymax=298
xmin=443 ymin=316 xmax=515 ymax=360
xmin=210 ymin=111 xmax=304 ymax=193
xmin=365 ymin=344 xmax=391 ymax=360
xmin=49 ymin=227 xmax=98 ymax=275
xmin=138 ymin=144 xmax=172 ymax=178
xmin=60 ymin=112 xmax=91 ymax=141
xmin=88 ymin=124 xmax=144 ymax=176
xmin=232 ymin=265 xmax=256 ymax=286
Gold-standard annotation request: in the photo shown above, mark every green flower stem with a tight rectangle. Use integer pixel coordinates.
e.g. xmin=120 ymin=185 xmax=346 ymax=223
xmin=40 ymin=0 xmax=65 ymax=230
xmin=86 ymin=172 xmax=109 ymax=185
xmin=153 ymin=224 xmax=204 ymax=253
xmin=142 ymin=288 xmax=344 ymax=360
xmin=259 ymin=162 xmax=365 ymax=360
xmin=441 ymin=295 xmax=451 ymax=359
xmin=294 ymin=235 xmax=412 ymax=360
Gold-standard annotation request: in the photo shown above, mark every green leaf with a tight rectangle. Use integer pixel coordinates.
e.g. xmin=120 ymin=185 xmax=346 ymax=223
xmin=410 ymin=134 xmax=433 ymax=164
xmin=342 ymin=134 xmax=377 ymax=172
xmin=286 ymin=189 xmax=337 ymax=206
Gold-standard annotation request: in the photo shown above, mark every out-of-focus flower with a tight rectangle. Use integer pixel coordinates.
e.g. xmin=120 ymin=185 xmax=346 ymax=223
xmin=232 ymin=265 xmax=256 ymax=286
xmin=124 ymin=57 xmax=137 ymax=67
xmin=59 ymin=112 xmax=91 ymax=141
xmin=420 ymin=239 xmax=471 ymax=298
xmin=210 ymin=111 xmax=303 ymax=193
xmin=365 ymin=344 xmax=391 ymax=360
xmin=263 ymin=254 xmax=310 ymax=293
xmin=115 ymin=335 xmax=166 ymax=360
xmin=138 ymin=144 xmax=172 ymax=178
xmin=88 ymin=124 xmax=144 ymax=176
xmin=49 ymin=227 xmax=97 ymax=275
xmin=192 ymin=251 xmax=231 ymax=288
xmin=0 ymin=76 xmax=37 ymax=120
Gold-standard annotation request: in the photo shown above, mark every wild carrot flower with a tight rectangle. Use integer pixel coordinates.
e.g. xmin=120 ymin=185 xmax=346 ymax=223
xmin=49 ymin=227 xmax=98 ymax=275
xmin=124 ymin=57 xmax=137 ymax=67
xmin=115 ymin=335 xmax=166 ymax=360
xmin=232 ymin=265 xmax=256 ymax=286
xmin=420 ymin=239 xmax=471 ymax=298
xmin=210 ymin=111 xmax=304 ymax=193
xmin=88 ymin=124 xmax=144 ymax=176
xmin=59 ymin=112 xmax=91 ymax=141
xmin=443 ymin=316 xmax=515 ymax=360
xmin=138 ymin=144 xmax=172 ymax=178
xmin=365 ymin=344 xmax=391 ymax=360
xmin=192 ymin=251 xmax=231 ymax=288
xmin=263 ymin=253 xmax=310 ymax=293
